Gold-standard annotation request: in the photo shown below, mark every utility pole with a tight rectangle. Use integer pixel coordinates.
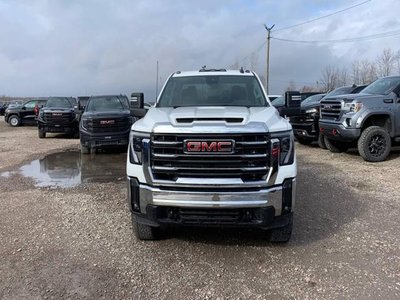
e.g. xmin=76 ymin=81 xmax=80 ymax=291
xmin=156 ymin=60 xmax=159 ymax=100
xmin=264 ymin=24 xmax=275 ymax=95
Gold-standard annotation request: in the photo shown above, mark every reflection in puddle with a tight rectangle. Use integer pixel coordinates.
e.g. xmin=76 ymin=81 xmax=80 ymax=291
xmin=4 ymin=151 xmax=126 ymax=188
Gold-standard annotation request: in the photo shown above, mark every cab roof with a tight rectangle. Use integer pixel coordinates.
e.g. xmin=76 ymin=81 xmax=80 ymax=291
xmin=172 ymin=69 xmax=255 ymax=77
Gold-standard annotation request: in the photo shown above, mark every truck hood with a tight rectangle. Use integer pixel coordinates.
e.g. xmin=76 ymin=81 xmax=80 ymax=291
xmin=324 ymin=93 xmax=383 ymax=102
xmin=42 ymin=107 xmax=74 ymax=113
xmin=82 ymin=111 xmax=130 ymax=119
xmin=132 ymin=106 xmax=291 ymax=134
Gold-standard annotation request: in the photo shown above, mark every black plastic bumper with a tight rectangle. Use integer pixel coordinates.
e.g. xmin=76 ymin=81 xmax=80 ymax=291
xmin=319 ymin=122 xmax=360 ymax=142
xmin=80 ymin=130 xmax=129 ymax=148
xmin=38 ymin=120 xmax=79 ymax=133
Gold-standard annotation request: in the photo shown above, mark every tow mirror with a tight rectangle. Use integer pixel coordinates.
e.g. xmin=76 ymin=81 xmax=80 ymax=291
xmin=130 ymin=93 xmax=144 ymax=109
xmin=130 ymin=93 xmax=147 ymax=118
xmin=278 ymin=91 xmax=302 ymax=117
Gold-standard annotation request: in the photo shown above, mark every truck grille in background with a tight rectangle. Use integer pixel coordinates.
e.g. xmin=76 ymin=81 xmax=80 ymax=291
xmin=90 ymin=118 xmax=130 ymax=133
xmin=151 ymin=133 xmax=270 ymax=181
xmin=320 ymin=100 xmax=342 ymax=120
xmin=44 ymin=112 xmax=74 ymax=125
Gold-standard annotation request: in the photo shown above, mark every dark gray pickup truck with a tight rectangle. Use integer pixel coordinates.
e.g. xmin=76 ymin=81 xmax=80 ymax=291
xmin=319 ymin=76 xmax=400 ymax=162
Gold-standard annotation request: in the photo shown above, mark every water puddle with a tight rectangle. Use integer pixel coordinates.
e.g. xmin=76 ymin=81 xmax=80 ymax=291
xmin=1 ymin=150 xmax=126 ymax=188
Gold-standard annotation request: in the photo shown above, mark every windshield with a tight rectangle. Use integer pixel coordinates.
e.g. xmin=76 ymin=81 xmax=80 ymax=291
xmin=362 ymin=77 xmax=400 ymax=95
xmin=46 ymin=97 xmax=74 ymax=108
xmin=301 ymin=94 xmax=325 ymax=106
xmin=271 ymin=95 xmax=284 ymax=107
xmin=86 ymin=96 xmax=129 ymax=112
xmin=157 ymin=75 xmax=267 ymax=107
xmin=326 ymin=87 xmax=354 ymax=98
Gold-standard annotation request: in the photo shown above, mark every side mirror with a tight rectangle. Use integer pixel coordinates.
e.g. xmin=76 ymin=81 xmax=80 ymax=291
xmin=22 ymin=106 xmax=26 ymax=110
xmin=130 ymin=93 xmax=147 ymax=118
xmin=130 ymin=93 xmax=144 ymax=109
xmin=278 ymin=91 xmax=302 ymax=117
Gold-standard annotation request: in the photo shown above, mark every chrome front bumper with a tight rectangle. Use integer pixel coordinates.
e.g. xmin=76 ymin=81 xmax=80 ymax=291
xmin=128 ymin=177 xmax=296 ymax=217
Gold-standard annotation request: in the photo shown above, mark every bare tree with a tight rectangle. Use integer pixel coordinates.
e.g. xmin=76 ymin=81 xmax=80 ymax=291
xmin=394 ymin=50 xmax=400 ymax=75
xmin=300 ymin=85 xmax=315 ymax=92
xmin=285 ymin=80 xmax=297 ymax=91
xmin=338 ymin=67 xmax=349 ymax=86
xmin=352 ymin=60 xmax=361 ymax=84
xmin=320 ymin=65 xmax=339 ymax=92
xmin=359 ymin=59 xmax=377 ymax=84
xmin=377 ymin=48 xmax=395 ymax=77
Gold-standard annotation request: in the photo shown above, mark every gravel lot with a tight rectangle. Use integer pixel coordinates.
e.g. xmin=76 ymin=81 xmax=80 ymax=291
xmin=0 ymin=120 xmax=399 ymax=299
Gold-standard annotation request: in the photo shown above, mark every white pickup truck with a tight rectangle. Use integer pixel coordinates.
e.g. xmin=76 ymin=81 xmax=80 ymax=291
xmin=127 ymin=68 xmax=298 ymax=242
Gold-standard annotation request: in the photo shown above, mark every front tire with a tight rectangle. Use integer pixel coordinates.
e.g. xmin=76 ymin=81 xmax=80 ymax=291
xmin=269 ymin=215 xmax=293 ymax=243
xmin=357 ymin=126 xmax=391 ymax=162
xmin=9 ymin=115 xmax=20 ymax=127
xmin=317 ymin=134 xmax=327 ymax=149
xmin=325 ymin=137 xmax=349 ymax=153
xmin=132 ymin=215 xmax=160 ymax=240
xmin=38 ymin=129 xmax=46 ymax=138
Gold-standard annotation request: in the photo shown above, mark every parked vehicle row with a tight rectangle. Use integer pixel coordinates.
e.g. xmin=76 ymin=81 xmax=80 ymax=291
xmin=289 ymin=85 xmax=367 ymax=148
xmin=319 ymin=76 xmax=400 ymax=162
xmin=273 ymin=76 xmax=400 ymax=162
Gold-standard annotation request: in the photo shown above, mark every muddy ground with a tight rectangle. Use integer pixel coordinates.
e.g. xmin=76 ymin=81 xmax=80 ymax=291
xmin=0 ymin=120 xmax=399 ymax=299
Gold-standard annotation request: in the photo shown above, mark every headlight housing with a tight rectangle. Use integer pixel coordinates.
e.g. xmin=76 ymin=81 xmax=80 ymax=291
xmin=271 ymin=132 xmax=295 ymax=166
xmin=81 ymin=118 xmax=93 ymax=131
xmin=344 ymin=102 xmax=363 ymax=113
xmin=305 ymin=108 xmax=318 ymax=114
xmin=129 ymin=132 xmax=150 ymax=165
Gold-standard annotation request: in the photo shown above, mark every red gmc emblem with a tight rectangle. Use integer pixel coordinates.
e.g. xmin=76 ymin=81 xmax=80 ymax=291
xmin=184 ymin=140 xmax=234 ymax=154
xmin=100 ymin=120 xmax=115 ymax=125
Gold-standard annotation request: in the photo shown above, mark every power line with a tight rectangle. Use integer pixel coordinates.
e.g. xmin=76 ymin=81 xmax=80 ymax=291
xmin=274 ymin=0 xmax=371 ymax=32
xmin=228 ymin=41 xmax=266 ymax=69
xmin=271 ymin=29 xmax=400 ymax=44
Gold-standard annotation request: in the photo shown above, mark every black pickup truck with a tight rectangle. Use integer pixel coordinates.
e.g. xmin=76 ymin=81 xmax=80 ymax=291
xmin=37 ymin=97 xmax=79 ymax=138
xmin=79 ymin=95 xmax=133 ymax=154
xmin=5 ymin=99 xmax=47 ymax=126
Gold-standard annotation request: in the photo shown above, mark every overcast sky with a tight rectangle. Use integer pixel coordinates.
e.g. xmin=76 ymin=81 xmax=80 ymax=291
xmin=0 ymin=0 xmax=399 ymax=99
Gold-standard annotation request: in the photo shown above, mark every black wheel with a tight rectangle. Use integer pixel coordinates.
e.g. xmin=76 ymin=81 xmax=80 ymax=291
xmin=81 ymin=145 xmax=90 ymax=154
xmin=325 ymin=137 xmax=349 ymax=153
xmin=358 ymin=126 xmax=391 ymax=162
xmin=9 ymin=115 xmax=20 ymax=127
xmin=296 ymin=137 xmax=312 ymax=145
xmin=38 ymin=129 xmax=46 ymax=138
xmin=132 ymin=215 xmax=160 ymax=240
xmin=317 ymin=134 xmax=327 ymax=149
xmin=269 ymin=215 xmax=293 ymax=243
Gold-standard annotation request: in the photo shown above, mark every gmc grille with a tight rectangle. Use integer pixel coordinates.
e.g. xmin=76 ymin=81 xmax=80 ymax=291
xmin=44 ymin=112 xmax=74 ymax=125
xmin=320 ymin=100 xmax=342 ymax=120
xmin=151 ymin=133 xmax=270 ymax=182
xmin=89 ymin=118 xmax=130 ymax=133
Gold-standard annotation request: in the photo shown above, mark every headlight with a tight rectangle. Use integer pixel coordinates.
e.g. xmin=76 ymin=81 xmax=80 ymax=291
xmin=344 ymin=102 xmax=363 ymax=113
xmin=129 ymin=132 xmax=150 ymax=165
xmin=305 ymin=108 xmax=318 ymax=114
xmin=81 ymin=118 xmax=93 ymax=130
xmin=271 ymin=132 xmax=295 ymax=166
